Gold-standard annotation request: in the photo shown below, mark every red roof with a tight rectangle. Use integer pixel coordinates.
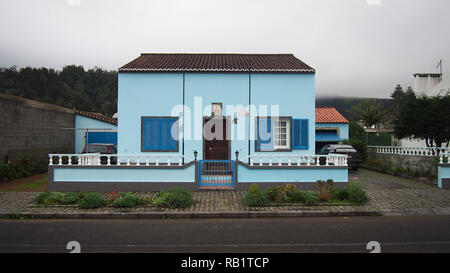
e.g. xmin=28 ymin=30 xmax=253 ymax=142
xmin=75 ymin=110 xmax=117 ymax=125
xmin=315 ymin=107 xmax=349 ymax=124
xmin=119 ymin=53 xmax=315 ymax=73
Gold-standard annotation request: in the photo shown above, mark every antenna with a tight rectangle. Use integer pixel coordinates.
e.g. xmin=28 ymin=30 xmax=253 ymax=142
xmin=436 ymin=59 xmax=443 ymax=75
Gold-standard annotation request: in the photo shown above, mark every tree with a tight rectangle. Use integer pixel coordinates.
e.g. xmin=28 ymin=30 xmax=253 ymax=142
xmin=391 ymin=84 xmax=405 ymax=101
xmin=350 ymin=99 xmax=386 ymax=128
xmin=394 ymin=91 xmax=450 ymax=147
xmin=390 ymin=84 xmax=406 ymax=115
xmin=349 ymin=122 xmax=366 ymax=138
xmin=0 ymin=65 xmax=118 ymax=117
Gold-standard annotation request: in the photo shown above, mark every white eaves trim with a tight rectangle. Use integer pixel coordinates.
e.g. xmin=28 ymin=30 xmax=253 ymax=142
xmin=119 ymin=68 xmax=316 ymax=73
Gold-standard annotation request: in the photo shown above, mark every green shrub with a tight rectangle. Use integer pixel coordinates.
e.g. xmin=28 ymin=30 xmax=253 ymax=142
xmin=248 ymin=183 xmax=259 ymax=193
xmin=34 ymin=192 xmax=83 ymax=205
xmin=78 ymin=193 xmax=107 ymax=209
xmin=315 ymin=179 xmax=334 ymax=202
xmin=301 ymin=191 xmax=319 ymax=205
xmin=390 ymin=166 xmax=399 ymax=176
xmin=0 ymin=163 xmax=14 ymax=181
xmin=47 ymin=192 xmax=65 ymax=204
xmin=111 ymin=196 xmax=135 ymax=207
xmin=0 ymin=156 xmax=48 ymax=182
xmin=112 ymin=193 xmax=147 ymax=208
xmin=332 ymin=188 xmax=349 ymax=201
xmin=243 ymin=191 xmax=271 ymax=207
xmin=62 ymin=192 xmax=82 ymax=205
xmin=152 ymin=187 xmax=194 ymax=209
xmin=284 ymin=184 xmax=296 ymax=194
xmin=285 ymin=191 xmax=304 ymax=203
xmin=346 ymin=184 xmax=369 ymax=204
xmin=267 ymin=186 xmax=286 ymax=204
xmin=33 ymin=191 xmax=51 ymax=204
xmin=33 ymin=191 xmax=64 ymax=205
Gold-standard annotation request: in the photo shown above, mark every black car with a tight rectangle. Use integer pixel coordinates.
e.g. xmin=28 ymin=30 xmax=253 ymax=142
xmin=82 ymin=143 xmax=117 ymax=165
xmin=318 ymin=144 xmax=362 ymax=171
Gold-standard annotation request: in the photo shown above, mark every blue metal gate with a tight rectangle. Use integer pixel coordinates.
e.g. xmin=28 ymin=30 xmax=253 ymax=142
xmin=198 ymin=160 xmax=235 ymax=188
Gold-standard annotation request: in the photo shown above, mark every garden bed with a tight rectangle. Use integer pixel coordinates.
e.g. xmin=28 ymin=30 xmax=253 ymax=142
xmin=32 ymin=187 xmax=194 ymax=209
xmin=243 ymin=180 xmax=370 ymax=207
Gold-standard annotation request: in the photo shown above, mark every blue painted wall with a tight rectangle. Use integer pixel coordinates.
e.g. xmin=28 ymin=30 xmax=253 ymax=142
xmin=237 ymin=165 xmax=348 ymax=183
xmin=54 ymin=165 xmax=196 ymax=183
xmin=118 ymin=73 xmax=183 ymax=156
xmin=315 ymin=123 xmax=349 ymax=140
xmin=184 ymin=73 xmax=250 ymax=159
xmin=75 ymin=115 xmax=117 ymax=153
xmin=118 ymin=72 xmax=315 ymax=159
xmin=438 ymin=165 xmax=450 ymax=188
xmin=250 ymin=74 xmax=316 ymax=156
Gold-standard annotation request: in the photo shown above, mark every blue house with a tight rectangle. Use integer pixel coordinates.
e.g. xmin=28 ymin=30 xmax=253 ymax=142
xmin=315 ymin=107 xmax=349 ymax=152
xmin=49 ymin=54 xmax=349 ymax=191
xmin=74 ymin=110 xmax=118 ymax=154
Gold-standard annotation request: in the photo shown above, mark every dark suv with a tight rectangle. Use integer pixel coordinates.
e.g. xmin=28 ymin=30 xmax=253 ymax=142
xmin=82 ymin=143 xmax=117 ymax=165
xmin=318 ymin=144 xmax=362 ymax=171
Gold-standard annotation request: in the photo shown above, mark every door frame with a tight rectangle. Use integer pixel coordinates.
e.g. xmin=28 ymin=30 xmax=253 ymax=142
xmin=202 ymin=116 xmax=232 ymax=160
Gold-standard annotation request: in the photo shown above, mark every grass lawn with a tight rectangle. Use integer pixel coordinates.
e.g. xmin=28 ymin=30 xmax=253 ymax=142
xmin=0 ymin=173 xmax=48 ymax=192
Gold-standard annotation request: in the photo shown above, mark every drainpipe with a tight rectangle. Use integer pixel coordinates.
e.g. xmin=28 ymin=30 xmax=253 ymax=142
xmin=182 ymin=55 xmax=186 ymax=164
xmin=248 ymin=55 xmax=252 ymax=164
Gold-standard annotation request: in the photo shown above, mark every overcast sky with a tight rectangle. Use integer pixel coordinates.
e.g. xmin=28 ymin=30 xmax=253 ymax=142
xmin=1 ymin=0 xmax=449 ymax=98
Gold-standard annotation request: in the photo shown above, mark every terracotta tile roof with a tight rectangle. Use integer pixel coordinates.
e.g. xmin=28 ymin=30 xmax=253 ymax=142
xmin=75 ymin=110 xmax=117 ymax=125
xmin=315 ymin=107 xmax=349 ymax=124
xmin=119 ymin=53 xmax=315 ymax=73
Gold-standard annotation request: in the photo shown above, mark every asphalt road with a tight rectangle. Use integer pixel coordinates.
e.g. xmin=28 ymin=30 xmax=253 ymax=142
xmin=0 ymin=216 xmax=449 ymax=253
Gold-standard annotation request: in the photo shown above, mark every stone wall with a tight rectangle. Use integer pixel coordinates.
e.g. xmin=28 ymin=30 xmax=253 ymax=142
xmin=367 ymin=147 xmax=438 ymax=177
xmin=0 ymin=93 xmax=75 ymax=163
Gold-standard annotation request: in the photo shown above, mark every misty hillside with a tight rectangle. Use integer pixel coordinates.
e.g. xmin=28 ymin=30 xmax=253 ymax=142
xmin=316 ymin=96 xmax=393 ymax=121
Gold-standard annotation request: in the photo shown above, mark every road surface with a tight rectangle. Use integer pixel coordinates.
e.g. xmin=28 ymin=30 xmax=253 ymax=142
xmin=0 ymin=215 xmax=449 ymax=253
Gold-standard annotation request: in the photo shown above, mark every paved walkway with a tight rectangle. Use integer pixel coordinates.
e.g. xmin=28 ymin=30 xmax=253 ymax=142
xmin=0 ymin=169 xmax=449 ymax=218
xmin=351 ymin=169 xmax=450 ymax=215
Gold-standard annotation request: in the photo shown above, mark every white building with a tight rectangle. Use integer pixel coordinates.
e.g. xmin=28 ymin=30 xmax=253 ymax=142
xmin=400 ymin=72 xmax=448 ymax=147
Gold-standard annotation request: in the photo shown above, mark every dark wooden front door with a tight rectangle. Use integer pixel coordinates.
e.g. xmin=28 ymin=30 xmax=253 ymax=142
xmin=203 ymin=117 xmax=230 ymax=160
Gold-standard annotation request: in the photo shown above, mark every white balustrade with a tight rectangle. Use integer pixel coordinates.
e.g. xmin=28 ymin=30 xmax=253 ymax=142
xmin=49 ymin=153 xmax=348 ymax=167
xmin=370 ymin=146 xmax=450 ymax=157
xmin=241 ymin=154 xmax=348 ymax=167
xmin=48 ymin=154 xmax=190 ymax=167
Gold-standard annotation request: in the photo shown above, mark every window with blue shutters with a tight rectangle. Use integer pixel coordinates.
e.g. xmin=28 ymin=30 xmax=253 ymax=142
xmin=141 ymin=117 xmax=179 ymax=152
xmin=256 ymin=117 xmax=308 ymax=151
xmin=256 ymin=117 xmax=291 ymax=151
xmin=292 ymin=119 xmax=308 ymax=150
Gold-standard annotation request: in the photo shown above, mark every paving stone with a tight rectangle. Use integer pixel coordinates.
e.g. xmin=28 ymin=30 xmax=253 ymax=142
xmin=1 ymin=169 xmax=449 ymax=217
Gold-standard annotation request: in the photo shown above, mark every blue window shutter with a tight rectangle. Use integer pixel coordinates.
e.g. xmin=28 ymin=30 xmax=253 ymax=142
xmin=142 ymin=117 xmax=178 ymax=151
xmin=257 ymin=117 xmax=273 ymax=151
xmin=301 ymin=119 xmax=308 ymax=149
xmin=143 ymin=119 xmax=160 ymax=150
xmin=167 ymin=119 xmax=178 ymax=150
xmin=160 ymin=119 xmax=169 ymax=149
xmin=292 ymin=119 xmax=308 ymax=150
xmin=292 ymin=119 xmax=301 ymax=149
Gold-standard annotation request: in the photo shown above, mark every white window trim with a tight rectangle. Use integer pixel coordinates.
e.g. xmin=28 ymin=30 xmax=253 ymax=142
xmin=273 ymin=117 xmax=290 ymax=150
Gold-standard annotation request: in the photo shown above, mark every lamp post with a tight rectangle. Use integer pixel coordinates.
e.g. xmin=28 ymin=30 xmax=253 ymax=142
xmin=194 ymin=150 xmax=198 ymax=161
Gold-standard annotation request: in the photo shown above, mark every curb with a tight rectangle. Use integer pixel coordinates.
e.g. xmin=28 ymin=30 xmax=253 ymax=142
xmin=0 ymin=210 xmax=382 ymax=219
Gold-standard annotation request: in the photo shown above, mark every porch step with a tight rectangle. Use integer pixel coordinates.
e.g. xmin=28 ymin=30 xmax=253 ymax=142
xmin=199 ymin=186 xmax=234 ymax=190
xmin=199 ymin=160 xmax=235 ymax=189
